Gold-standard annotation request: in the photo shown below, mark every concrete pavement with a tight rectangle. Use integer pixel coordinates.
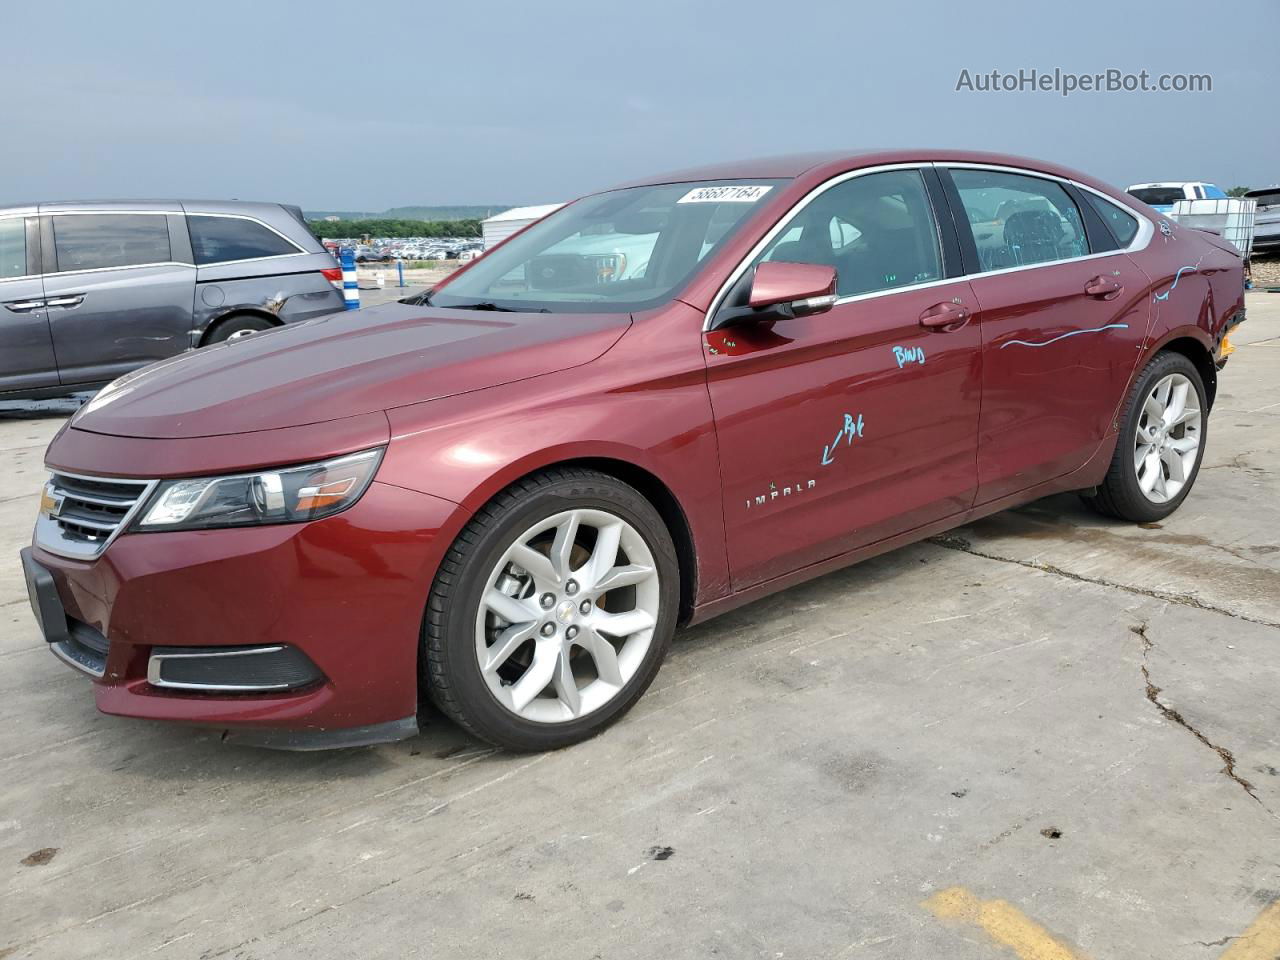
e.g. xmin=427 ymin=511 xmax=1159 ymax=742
xmin=2 ymin=294 xmax=1278 ymax=959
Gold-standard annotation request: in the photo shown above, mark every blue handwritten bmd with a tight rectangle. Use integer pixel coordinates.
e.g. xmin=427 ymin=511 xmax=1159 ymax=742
xmin=821 ymin=413 xmax=864 ymax=466
xmin=893 ymin=345 xmax=925 ymax=368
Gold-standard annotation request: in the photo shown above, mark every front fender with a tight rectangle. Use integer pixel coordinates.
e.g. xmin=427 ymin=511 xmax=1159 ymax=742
xmin=377 ymin=309 xmax=731 ymax=605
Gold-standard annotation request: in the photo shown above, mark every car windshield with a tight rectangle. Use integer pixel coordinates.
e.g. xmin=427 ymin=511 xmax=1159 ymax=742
xmin=430 ymin=180 xmax=786 ymax=313
xmin=1129 ymin=187 xmax=1186 ymax=206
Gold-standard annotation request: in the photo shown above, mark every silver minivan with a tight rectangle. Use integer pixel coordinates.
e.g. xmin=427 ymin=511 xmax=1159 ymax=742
xmin=0 ymin=200 xmax=344 ymax=400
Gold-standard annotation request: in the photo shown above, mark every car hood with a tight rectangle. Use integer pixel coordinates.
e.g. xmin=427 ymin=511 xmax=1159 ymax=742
xmin=70 ymin=302 xmax=632 ymax=439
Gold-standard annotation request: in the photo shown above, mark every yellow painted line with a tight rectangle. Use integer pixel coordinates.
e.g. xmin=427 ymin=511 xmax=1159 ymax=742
xmin=1219 ymin=900 xmax=1280 ymax=960
xmin=924 ymin=886 xmax=1086 ymax=960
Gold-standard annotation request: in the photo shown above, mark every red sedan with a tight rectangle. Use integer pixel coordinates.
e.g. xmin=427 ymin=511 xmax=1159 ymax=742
xmin=21 ymin=150 xmax=1245 ymax=751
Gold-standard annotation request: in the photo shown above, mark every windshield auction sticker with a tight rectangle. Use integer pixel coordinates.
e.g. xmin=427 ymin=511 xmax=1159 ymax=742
xmin=677 ymin=185 xmax=773 ymax=203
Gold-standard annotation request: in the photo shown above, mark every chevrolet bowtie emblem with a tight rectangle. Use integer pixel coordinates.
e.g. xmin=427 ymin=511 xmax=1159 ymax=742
xmin=39 ymin=488 xmax=63 ymax=518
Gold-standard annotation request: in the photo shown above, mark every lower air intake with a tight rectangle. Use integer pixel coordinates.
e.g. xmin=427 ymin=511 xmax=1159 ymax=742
xmin=147 ymin=645 xmax=323 ymax=693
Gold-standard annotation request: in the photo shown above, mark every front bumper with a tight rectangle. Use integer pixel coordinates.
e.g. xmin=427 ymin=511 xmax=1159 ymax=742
xmin=23 ymin=480 xmax=463 ymax=747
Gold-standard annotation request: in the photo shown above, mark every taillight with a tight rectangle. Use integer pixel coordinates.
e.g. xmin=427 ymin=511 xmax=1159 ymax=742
xmin=322 ymin=267 xmax=343 ymax=290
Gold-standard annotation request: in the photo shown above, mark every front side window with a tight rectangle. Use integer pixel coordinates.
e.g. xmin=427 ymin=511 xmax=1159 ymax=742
xmin=951 ymin=169 xmax=1087 ymax=270
xmin=1203 ymin=184 xmax=1228 ymax=199
xmin=749 ymin=169 xmax=942 ymax=298
xmin=188 ymin=215 xmax=299 ymax=265
xmin=52 ymin=214 xmax=171 ymax=272
xmin=428 ymin=180 xmax=785 ymax=312
xmin=1083 ymin=192 xmax=1140 ymax=247
xmin=0 ymin=219 xmax=25 ymax=279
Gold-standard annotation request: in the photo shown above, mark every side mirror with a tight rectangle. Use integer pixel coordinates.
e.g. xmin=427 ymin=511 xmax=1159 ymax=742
xmin=711 ymin=261 xmax=838 ymax=329
xmin=750 ymin=261 xmax=837 ymax=309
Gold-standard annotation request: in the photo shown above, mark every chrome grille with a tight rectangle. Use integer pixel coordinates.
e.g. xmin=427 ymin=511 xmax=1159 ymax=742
xmin=35 ymin=471 xmax=156 ymax=560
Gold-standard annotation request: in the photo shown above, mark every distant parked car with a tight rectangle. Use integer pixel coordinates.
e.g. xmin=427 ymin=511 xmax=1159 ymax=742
xmin=1244 ymin=187 xmax=1280 ymax=253
xmin=0 ymin=200 xmax=343 ymax=400
xmin=1127 ymin=182 xmax=1228 ymax=214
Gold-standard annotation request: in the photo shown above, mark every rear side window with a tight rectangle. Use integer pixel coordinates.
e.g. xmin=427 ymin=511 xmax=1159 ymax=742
xmin=188 ymin=215 xmax=299 ymax=265
xmin=951 ymin=169 xmax=1087 ymax=270
xmin=1082 ymin=192 xmax=1140 ymax=246
xmin=0 ymin=219 xmax=25 ymax=279
xmin=52 ymin=214 xmax=172 ymax=272
xmin=752 ymin=169 xmax=942 ymax=297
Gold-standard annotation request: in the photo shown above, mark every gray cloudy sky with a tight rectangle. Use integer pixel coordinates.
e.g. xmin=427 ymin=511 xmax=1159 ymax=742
xmin=4 ymin=0 xmax=1276 ymax=209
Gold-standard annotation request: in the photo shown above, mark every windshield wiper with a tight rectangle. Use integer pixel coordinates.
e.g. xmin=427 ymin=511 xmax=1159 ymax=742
xmin=400 ymin=290 xmax=432 ymax=306
xmin=447 ymin=301 xmax=550 ymax=313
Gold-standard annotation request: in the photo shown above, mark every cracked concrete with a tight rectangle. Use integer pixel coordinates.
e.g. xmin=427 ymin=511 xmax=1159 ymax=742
xmin=1131 ymin=622 xmax=1267 ymax=812
xmin=1 ymin=293 xmax=1278 ymax=959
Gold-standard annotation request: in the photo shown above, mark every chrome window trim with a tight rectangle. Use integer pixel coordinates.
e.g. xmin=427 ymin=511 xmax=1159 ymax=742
xmin=193 ymin=251 xmax=311 ymax=269
xmin=702 ymin=160 xmax=1155 ymax=331
xmin=44 ymin=261 xmax=197 ymax=278
xmin=0 ymin=274 xmax=42 ymax=284
xmin=147 ymin=645 xmax=294 ymax=692
xmin=35 ymin=469 xmax=157 ymax=561
xmin=702 ymin=162 xmax=937 ymax=330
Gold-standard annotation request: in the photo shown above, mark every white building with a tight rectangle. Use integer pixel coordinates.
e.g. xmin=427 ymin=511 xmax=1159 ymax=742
xmin=481 ymin=203 xmax=564 ymax=250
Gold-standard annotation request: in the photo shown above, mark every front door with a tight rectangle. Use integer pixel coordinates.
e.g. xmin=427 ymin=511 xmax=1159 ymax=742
xmin=705 ymin=167 xmax=982 ymax=590
xmin=942 ymin=167 xmax=1149 ymax=504
xmin=43 ymin=212 xmax=196 ymax=386
xmin=0 ymin=215 xmax=58 ymax=395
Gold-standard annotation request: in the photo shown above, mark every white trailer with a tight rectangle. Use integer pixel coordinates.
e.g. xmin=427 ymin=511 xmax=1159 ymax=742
xmin=481 ymin=203 xmax=564 ymax=251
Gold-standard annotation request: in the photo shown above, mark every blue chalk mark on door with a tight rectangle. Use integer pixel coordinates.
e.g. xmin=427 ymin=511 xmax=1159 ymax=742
xmin=821 ymin=412 xmax=864 ymax=466
xmin=893 ymin=345 xmax=926 ymax=368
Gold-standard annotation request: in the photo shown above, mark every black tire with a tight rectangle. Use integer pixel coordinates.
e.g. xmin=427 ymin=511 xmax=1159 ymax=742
xmin=1082 ymin=351 xmax=1208 ymax=523
xmin=203 ymin=314 xmax=275 ymax=345
xmin=423 ymin=467 xmax=679 ymax=751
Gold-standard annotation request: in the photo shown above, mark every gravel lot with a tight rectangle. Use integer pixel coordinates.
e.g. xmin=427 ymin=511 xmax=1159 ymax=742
xmin=2 ymin=294 xmax=1278 ymax=959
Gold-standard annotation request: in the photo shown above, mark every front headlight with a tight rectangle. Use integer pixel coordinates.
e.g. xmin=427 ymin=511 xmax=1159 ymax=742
xmin=134 ymin=448 xmax=384 ymax=532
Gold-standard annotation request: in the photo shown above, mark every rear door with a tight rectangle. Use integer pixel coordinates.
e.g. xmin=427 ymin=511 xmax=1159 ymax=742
xmin=42 ymin=210 xmax=196 ymax=386
xmin=0 ymin=213 xmax=58 ymax=394
xmin=940 ymin=166 xmax=1150 ymax=505
xmin=705 ymin=166 xmax=982 ymax=589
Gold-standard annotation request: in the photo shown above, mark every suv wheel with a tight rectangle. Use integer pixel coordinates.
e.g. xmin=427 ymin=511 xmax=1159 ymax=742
xmin=204 ymin=314 xmax=275 ymax=345
xmin=1083 ymin=351 xmax=1207 ymax=523
xmin=423 ymin=468 xmax=679 ymax=751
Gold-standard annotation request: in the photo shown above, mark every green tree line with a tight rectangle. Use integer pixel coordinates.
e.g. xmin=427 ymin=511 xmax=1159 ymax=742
xmin=307 ymin=218 xmax=482 ymax=239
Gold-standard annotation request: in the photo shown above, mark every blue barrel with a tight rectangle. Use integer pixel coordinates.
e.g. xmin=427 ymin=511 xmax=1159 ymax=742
xmin=340 ymin=248 xmax=359 ymax=311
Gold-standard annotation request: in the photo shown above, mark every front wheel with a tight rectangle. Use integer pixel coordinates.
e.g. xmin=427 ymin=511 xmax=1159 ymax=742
xmin=1083 ymin=351 xmax=1207 ymax=522
xmin=423 ymin=468 xmax=679 ymax=751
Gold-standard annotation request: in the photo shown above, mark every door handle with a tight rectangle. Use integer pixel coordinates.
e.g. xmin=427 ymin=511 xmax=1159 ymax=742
xmin=3 ymin=299 xmax=45 ymax=313
xmin=1084 ymin=276 xmax=1123 ymax=300
xmin=919 ymin=301 xmax=970 ymax=331
xmin=44 ymin=295 xmax=84 ymax=309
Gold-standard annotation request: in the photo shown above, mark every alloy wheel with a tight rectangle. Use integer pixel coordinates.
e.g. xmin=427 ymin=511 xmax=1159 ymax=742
xmin=474 ymin=508 xmax=660 ymax=723
xmin=1134 ymin=372 xmax=1202 ymax=504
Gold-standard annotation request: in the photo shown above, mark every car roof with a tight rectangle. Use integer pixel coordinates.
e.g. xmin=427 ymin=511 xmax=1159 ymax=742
xmin=2 ymin=199 xmax=291 ymax=218
xmin=609 ymin=149 xmax=1122 ymax=194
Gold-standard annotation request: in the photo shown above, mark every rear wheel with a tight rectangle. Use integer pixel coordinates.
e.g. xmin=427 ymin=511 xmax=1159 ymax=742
xmin=423 ymin=468 xmax=679 ymax=751
xmin=1083 ymin=351 xmax=1207 ymax=522
xmin=203 ymin=314 xmax=274 ymax=345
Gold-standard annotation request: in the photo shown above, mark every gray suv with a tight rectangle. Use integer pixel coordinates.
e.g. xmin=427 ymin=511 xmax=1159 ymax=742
xmin=0 ymin=200 xmax=344 ymax=400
